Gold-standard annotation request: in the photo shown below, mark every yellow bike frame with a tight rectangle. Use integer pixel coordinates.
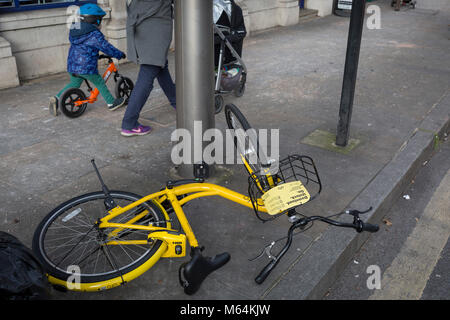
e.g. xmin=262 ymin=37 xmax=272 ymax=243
xmin=98 ymin=182 xmax=267 ymax=253
xmin=53 ymin=157 xmax=272 ymax=292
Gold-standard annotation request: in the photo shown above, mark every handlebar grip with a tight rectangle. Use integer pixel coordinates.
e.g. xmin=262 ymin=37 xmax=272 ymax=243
xmin=255 ymin=260 xmax=277 ymax=284
xmin=361 ymin=222 xmax=379 ymax=233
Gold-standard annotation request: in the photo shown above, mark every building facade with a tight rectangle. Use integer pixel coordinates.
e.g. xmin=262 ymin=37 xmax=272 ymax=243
xmin=0 ymin=0 xmax=335 ymax=89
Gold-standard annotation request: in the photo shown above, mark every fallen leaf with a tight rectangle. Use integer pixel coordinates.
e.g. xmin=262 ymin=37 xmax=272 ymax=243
xmin=383 ymin=218 xmax=393 ymax=226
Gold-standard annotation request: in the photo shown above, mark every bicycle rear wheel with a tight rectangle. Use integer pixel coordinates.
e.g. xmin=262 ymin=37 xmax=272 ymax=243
xmin=59 ymin=88 xmax=88 ymax=118
xmin=32 ymin=191 xmax=168 ymax=291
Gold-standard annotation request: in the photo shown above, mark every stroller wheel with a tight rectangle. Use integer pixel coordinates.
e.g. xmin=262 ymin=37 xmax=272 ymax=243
xmin=215 ymin=94 xmax=224 ymax=114
xmin=234 ymin=73 xmax=246 ymax=98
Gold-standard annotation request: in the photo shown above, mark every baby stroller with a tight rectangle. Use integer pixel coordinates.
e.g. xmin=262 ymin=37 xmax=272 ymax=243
xmin=391 ymin=0 xmax=416 ymax=10
xmin=214 ymin=0 xmax=247 ymax=113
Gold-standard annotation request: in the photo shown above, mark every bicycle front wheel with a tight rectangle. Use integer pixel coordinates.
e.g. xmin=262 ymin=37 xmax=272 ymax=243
xmin=115 ymin=76 xmax=134 ymax=104
xmin=225 ymin=104 xmax=264 ymax=175
xmin=32 ymin=191 xmax=168 ymax=291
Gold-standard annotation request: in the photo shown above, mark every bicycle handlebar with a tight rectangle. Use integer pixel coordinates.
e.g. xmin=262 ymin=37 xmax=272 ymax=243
xmin=359 ymin=222 xmax=379 ymax=233
xmin=254 ymin=209 xmax=379 ymax=284
xmin=98 ymin=54 xmax=112 ymax=61
xmin=99 ymin=53 xmax=126 ymax=61
xmin=255 ymin=259 xmax=278 ymax=284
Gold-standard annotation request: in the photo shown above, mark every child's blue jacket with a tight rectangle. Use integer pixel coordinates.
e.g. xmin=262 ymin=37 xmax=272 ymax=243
xmin=67 ymin=22 xmax=124 ymax=75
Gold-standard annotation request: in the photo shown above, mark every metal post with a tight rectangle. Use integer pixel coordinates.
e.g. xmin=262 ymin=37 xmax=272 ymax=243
xmin=174 ymin=0 xmax=215 ymax=178
xmin=335 ymin=0 xmax=366 ymax=147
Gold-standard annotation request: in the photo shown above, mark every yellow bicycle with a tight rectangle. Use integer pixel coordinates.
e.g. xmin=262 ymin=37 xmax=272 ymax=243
xmin=32 ymin=104 xmax=378 ymax=294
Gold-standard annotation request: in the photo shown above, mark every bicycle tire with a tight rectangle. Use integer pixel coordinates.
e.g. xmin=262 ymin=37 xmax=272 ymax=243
xmin=32 ymin=191 xmax=168 ymax=291
xmin=224 ymin=104 xmax=264 ymax=175
xmin=115 ymin=76 xmax=134 ymax=104
xmin=59 ymin=88 xmax=88 ymax=118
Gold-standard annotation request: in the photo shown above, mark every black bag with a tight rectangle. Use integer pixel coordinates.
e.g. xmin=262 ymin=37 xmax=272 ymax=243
xmin=0 ymin=231 xmax=50 ymax=300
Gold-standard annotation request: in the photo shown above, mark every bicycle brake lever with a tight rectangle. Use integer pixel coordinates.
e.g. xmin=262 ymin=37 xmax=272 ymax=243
xmin=264 ymin=242 xmax=276 ymax=261
xmin=248 ymin=241 xmax=276 ymax=262
xmin=346 ymin=206 xmax=373 ymax=217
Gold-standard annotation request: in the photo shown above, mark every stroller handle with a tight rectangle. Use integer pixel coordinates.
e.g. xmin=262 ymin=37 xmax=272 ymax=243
xmin=214 ymin=24 xmax=231 ymax=36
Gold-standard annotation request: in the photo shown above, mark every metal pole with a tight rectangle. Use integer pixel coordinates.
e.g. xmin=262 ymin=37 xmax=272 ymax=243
xmin=335 ymin=0 xmax=366 ymax=147
xmin=174 ymin=0 xmax=215 ymax=178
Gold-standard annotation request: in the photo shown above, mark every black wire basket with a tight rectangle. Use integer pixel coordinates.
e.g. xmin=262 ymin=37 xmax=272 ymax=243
xmin=248 ymin=154 xmax=322 ymax=221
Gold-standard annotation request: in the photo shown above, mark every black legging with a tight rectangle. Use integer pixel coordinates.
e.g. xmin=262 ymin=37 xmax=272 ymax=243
xmin=121 ymin=61 xmax=176 ymax=130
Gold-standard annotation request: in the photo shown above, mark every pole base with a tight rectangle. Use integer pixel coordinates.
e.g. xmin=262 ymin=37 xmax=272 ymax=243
xmin=169 ymin=164 xmax=233 ymax=184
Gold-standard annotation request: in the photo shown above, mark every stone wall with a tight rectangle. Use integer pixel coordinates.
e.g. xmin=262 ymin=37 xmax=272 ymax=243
xmin=0 ymin=36 xmax=19 ymax=89
xmin=0 ymin=0 xmax=113 ymax=87
xmin=0 ymin=8 xmax=75 ymax=81
xmin=0 ymin=0 xmax=311 ymax=89
xmin=306 ymin=0 xmax=334 ymax=17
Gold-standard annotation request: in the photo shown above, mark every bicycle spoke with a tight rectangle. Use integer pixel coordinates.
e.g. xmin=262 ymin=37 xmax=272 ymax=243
xmin=54 ymin=224 xmax=97 ymax=268
xmin=36 ymin=191 xmax=166 ymax=282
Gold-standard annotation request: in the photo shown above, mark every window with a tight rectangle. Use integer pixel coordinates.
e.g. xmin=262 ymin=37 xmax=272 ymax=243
xmin=0 ymin=0 xmax=96 ymax=13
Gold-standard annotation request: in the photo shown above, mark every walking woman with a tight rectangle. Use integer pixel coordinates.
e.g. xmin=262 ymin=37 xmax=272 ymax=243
xmin=121 ymin=0 xmax=176 ymax=137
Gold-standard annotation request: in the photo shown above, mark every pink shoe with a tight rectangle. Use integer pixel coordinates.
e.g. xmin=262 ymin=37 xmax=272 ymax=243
xmin=121 ymin=125 xmax=152 ymax=137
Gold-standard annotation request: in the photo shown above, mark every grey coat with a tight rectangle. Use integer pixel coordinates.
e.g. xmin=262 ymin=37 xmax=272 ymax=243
xmin=126 ymin=0 xmax=173 ymax=67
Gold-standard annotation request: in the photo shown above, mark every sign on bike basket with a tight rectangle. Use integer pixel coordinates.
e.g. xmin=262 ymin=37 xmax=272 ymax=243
xmin=261 ymin=181 xmax=311 ymax=215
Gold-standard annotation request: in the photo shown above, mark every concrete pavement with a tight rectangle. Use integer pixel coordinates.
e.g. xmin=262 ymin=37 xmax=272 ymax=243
xmin=324 ymin=138 xmax=450 ymax=300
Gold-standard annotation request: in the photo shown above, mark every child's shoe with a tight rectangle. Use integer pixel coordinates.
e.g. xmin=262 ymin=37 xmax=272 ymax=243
xmin=108 ymin=97 xmax=126 ymax=111
xmin=121 ymin=125 xmax=152 ymax=137
xmin=49 ymin=96 xmax=59 ymax=116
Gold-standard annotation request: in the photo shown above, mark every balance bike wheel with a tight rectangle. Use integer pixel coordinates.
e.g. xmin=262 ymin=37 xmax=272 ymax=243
xmin=115 ymin=76 xmax=134 ymax=104
xmin=59 ymin=88 xmax=88 ymax=118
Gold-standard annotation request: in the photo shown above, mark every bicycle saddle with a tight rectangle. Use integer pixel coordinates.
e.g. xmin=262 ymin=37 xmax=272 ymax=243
xmin=70 ymin=73 xmax=86 ymax=80
xmin=179 ymin=247 xmax=230 ymax=295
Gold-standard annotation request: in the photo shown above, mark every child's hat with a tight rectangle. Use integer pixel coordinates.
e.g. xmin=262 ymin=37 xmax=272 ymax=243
xmin=79 ymin=3 xmax=106 ymax=26
xmin=79 ymin=3 xmax=106 ymax=16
